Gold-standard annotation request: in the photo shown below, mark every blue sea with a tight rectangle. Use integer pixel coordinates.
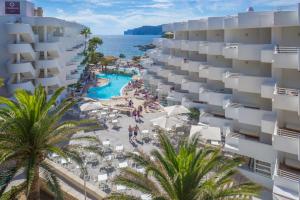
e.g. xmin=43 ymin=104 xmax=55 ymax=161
xmin=97 ymin=35 xmax=158 ymax=59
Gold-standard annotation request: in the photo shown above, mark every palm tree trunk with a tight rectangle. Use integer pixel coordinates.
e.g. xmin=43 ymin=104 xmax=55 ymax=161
xmin=84 ymin=35 xmax=87 ymax=53
xmin=28 ymin=166 xmax=40 ymax=200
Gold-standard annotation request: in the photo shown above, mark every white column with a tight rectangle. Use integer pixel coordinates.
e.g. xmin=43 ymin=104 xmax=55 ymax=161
xmin=44 ymin=51 xmax=48 ymax=59
xmin=16 ymin=34 xmax=20 ymax=43
xmin=16 ymin=73 xmax=20 ymax=83
xmin=44 ymin=26 xmax=47 ymax=42
xmin=44 ymin=68 xmax=48 ymax=77
xmin=16 ymin=53 xmax=20 ymax=63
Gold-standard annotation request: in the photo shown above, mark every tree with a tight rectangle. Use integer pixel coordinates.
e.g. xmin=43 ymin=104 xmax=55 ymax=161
xmin=80 ymin=27 xmax=92 ymax=53
xmin=88 ymin=37 xmax=103 ymax=53
xmin=188 ymin=107 xmax=200 ymax=122
xmin=88 ymin=51 xmax=104 ymax=65
xmin=162 ymin=32 xmax=174 ymax=39
xmin=0 ymin=86 xmax=101 ymax=200
xmin=119 ymin=54 xmax=126 ymax=59
xmin=107 ymin=132 xmax=260 ymax=200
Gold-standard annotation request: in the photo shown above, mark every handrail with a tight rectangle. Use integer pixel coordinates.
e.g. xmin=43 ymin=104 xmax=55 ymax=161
xmin=275 ymin=46 xmax=300 ymax=54
xmin=277 ymin=128 xmax=300 ymax=139
xmin=225 ymin=43 xmax=239 ymax=47
xmin=275 ymin=87 xmax=299 ymax=96
xmin=278 ymin=168 xmax=300 ymax=182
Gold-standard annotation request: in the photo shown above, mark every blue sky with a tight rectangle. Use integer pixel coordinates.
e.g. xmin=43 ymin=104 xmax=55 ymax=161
xmin=31 ymin=0 xmax=300 ymax=35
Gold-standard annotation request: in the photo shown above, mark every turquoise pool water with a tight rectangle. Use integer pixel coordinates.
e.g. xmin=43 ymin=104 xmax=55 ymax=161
xmin=87 ymin=73 xmax=132 ymax=100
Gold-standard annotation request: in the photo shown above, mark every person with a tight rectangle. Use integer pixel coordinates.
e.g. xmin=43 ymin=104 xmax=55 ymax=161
xmin=138 ymin=105 xmax=143 ymax=114
xmin=137 ymin=110 xmax=141 ymax=122
xmin=133 ymin=125 xmax=140 ymax=140
xmin=128 ymin=125 xmax=133 ymax=142
xmin=132 ymin=109 xmax=137 ymax=121
xmin=128 ymin=99 xmax=133 ymax=107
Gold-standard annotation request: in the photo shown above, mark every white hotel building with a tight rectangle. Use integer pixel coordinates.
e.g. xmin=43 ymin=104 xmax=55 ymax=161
xmin=0 ymin=0 xmax=85 ymax=100
xmin=144 ymin=4 xmax=300 ymax=200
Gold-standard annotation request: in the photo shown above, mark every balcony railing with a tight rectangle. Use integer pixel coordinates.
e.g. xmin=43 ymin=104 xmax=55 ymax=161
xmin=275 ymin=46 xmax=300 ymax=54
xmin=277 ymin=128 xmax=300 ymax=139
xmin=278 ymin=168 xmax=300 ymax=182
xmin=276 ymin=87 xmax=300 ymax=96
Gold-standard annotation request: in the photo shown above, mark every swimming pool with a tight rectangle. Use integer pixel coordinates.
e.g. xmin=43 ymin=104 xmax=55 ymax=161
xmin=87 ymin=73 xmax=132 ymax=100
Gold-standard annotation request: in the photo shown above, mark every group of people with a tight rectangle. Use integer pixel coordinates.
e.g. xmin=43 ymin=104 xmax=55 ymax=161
xmin=128 ymin=124 xmax=140 ymax=143
xmin=132 ymin=105 xmax=144 ymax=122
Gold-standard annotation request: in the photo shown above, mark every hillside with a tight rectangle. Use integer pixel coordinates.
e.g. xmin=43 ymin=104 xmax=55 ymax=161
xmin=124 ymin=25 xmax=162 ymax=35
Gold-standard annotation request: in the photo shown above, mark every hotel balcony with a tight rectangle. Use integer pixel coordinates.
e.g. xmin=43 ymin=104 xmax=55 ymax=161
xmin=157 ymin=53 xmax=170 ymax=63
xmin=260 ymin=49 xmax=273 ymax=63
xmin=162 ymin=23 xmax=174 ymax=32
xmin=224 ymin=102 xmax=275 ymax=128
xmin=238 ymin=165 xmax=273 ymax=190
xmin=198 ymin=41 xmax=208 ymax=54
xmin=224 ymin=16 xmax=238 ymax=29
xmin=8 ymin=43 xmax=36 ymax=61
xmin=171 ymin=40 xmax=183 ymax=49
xmin=223 ymin=72 xmax=272 ymax=94
xmin=207 ymin=17 xmax=224 ymax=30
xmin=274 ymin=11 xmax=299 ymax=26
xmin=168 ymin=73 xmax=187 ymax=85
xmin=36 ymin=75 xmax=62 ymax=87
xmin=7 ymin=80 xmax=35 ymax=94
xmin=181 ymin=60 xmax=202 ymax=73
xmin=162 ymin=39 xmax=173 ymax=49
xmin=7 ymin=62 xmax=36 ymax=78
xmin=153 ymin=38 xmax=163 ymax=48
xmin=273 ymin=47 xmax=300 ymax=70
xmin=167 ymin=89 xmax=190 ymax=104
xmin=273 ymin=163 xmax=300 ymax=200
xmin=200 ymin=113 xmax=233 ymax=129
xmin=199 ymin=88 xmax=232 ymax=107
xmin=181 ymin=40 xmax=200 ymax=52
xmin=273 ymin=127 xmax=300 ymax=159
xmin=157 ymin=82 xmax=174 ymax=95
xmin=201 ymin=66 xmax=229 ymax=81
xmin=273 ymin=87 xmax=300 ymax=114
xmin=207 ymin=42 xmax=224 ymax=55
xmin=181 ymin=79 xmax=203 ymax=94
xmin=157 ymin=69 xmax=172 ymax=79
xmin=35 ymin=42 xmax=62 ymax=57
xmin=238 ymin=11 xmax=274 ymax=28
xmin=36 ymin=59 xmax=62 ymax=73
xmin=6 ymin=23 xmax=36 ymax=43
xmin=224 ymin=131 xmax=276 ymax=163
xmin=167 ymin=56 xmax=184 ymax=67
xmin=173 ymin=22 xmax=188 ymax=32
xmin=188 ymin=19 xmax=208 ymax=31
xmin=223 ymin=43 xmax=238 ymax=59
xmin=182 ymin=97 xmax=207 ymax=109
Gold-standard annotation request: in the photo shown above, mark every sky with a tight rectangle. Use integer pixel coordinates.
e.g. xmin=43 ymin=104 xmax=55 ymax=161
xmin=31 ymin=0 xmax=300 ymax=35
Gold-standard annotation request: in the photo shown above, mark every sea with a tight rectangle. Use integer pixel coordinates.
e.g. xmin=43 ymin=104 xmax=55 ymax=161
xmin=96 ymin=35 xmax=159 ymax=59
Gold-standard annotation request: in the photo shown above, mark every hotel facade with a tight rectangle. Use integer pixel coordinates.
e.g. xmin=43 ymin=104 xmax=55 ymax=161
xmin=0 ymin=0 xmax=85 ymax=101
xmin=144 ymin=4 xmax=300 ymax=200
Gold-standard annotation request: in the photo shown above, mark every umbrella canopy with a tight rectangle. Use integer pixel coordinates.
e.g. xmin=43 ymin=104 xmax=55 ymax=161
xmin=164 ymin=105 xmax=190 ymax=116
xmin=80 ymin=102 xmax=103 ymax=112
xmin=151 ymin=115 xmax=185 ymax=131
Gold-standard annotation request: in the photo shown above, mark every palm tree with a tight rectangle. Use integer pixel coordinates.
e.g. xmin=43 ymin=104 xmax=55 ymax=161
xmin=88 ymin=36 xmax=103 ymax=53
xmin=0 ymin=86 xmax=101 ymax=200
xmin=107 ymin=133 xmax=261 ymax=200
xmin=80 ymin=27 xmax=92 ymax=53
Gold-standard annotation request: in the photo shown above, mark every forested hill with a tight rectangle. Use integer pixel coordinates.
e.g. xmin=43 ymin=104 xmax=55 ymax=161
xmin=124 ymin=25 xmax=162 ymax=35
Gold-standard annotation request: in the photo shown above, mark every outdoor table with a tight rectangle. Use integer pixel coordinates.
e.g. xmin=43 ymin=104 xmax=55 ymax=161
xmin=136 ymin=167 xmax=146 ymax=174
xmin=116 ymin=185 xmax=126 ymax=191
xmin=141 ymin=194 xmax=152 ymax=200
xmin=115 ymin=145 xmax=124 ymax=152
xmin=103 ymin=140 xmax=110 ymax=146
xmin=142 ymin=130 xmax=149 ymax=134
xmin=109 ymin=114 xmax=116 ymax=118
xmin=98 ymin=173 xmax=108 ymax=182
xmin=118 ymin=161 xmax=128 ymax=168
